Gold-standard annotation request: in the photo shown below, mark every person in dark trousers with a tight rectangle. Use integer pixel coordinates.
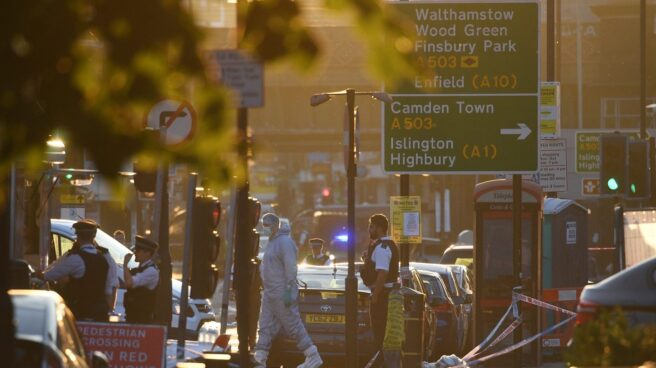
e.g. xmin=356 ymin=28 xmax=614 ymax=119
xmin=304 ymin=238 xmax=332 ymax=266
xmin=360 ymin=214 xmax=399 ymax=367
xmin=38 ymin=219 xmax=112 ymax=322
xmin=123 ymin=236 xmax=160 ymax=324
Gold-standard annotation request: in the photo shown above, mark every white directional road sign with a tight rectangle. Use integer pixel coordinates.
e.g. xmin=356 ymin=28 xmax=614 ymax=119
xmin=211 ymin=49 xmax=264 ymax=108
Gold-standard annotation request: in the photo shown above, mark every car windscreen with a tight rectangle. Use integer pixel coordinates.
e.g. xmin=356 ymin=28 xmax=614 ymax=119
xmin=91 ymin=229 xmax=140 ymax=268
xmin=297 ymin=271 xmax=369 ymax=292
xmin=440 ymin=249 xmax=473 ymax=266
xmin=420 ymin=274 xmax=448 ymax=299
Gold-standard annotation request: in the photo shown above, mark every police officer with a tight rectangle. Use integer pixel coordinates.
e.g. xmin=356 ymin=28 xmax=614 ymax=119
xmin=123 ymin=236 xmax=160 ymax=324
xmin=38 ymin=219 xmax=113 ymax=322
xmin=304 ymin=238 xmax=332 ymax=266
xmin=360 ymin=214 xmax=399 ymax=367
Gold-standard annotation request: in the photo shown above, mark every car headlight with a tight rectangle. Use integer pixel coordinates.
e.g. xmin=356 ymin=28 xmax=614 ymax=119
xmin=172 ymin=298 xmax=194 ymax=317
xmin=194 ymin=303 xmax=214 ymax=314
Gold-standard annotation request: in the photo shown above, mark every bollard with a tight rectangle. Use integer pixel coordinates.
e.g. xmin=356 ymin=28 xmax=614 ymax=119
xmin=400 ymin=286 xmax=425 ymax=367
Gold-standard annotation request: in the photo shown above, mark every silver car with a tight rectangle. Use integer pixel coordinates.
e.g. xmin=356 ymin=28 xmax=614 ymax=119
xmin=575 ymin=256 xmax=656 ymax=326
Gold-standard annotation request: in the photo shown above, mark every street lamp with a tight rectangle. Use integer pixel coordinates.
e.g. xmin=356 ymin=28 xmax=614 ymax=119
xmin=310 ymin=88 xmax=391 ymax=368
xmin=647 ymin=104 xmax=656 ymax=129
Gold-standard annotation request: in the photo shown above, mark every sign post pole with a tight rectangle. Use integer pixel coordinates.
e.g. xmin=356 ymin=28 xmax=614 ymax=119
xmin=345 ymin=88 xmax=358 ymax=368
xmin=512 ymin=174 xmax=522 ymax=368
xmin=177 ymin=173 xmax=197 ymax=359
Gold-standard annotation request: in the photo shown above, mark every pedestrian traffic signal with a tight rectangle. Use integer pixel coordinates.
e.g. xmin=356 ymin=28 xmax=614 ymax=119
xmin=190 ymin=196 xmax=221 ymax=299
xmin=628 ymin=140 xmax=651 ymax=198
xmin=600 ymin=134 xmax=628 ymax=195
xmin=133 ymin=162 xmax=156 ymax=193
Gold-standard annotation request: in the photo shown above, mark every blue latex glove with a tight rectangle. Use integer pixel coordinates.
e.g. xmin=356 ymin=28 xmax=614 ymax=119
xmin=283 ymin=287 xmax=293 ymax=307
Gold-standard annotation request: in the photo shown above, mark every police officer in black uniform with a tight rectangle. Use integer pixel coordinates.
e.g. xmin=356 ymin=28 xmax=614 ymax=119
xmin=123 ymin=236 xmax=160 ymax=324
xmin=359 ymin=214 xmax=399 ymax=367
xmin=304 ymin=238 xmax=332 ymax=266
xmin=39 ymin=219 xmax=112 ymax=321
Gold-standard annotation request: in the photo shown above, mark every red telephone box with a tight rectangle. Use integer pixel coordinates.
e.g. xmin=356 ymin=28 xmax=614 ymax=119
xmin=473 ymin=179 xmax=543 ymax=365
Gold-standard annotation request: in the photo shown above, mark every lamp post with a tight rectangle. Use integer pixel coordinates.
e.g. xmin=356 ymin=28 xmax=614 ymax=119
xmin=310 ymin=89 xmax=391 ymax=368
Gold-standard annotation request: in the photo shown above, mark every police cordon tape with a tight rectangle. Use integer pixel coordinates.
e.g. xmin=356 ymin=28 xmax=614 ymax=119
xmin=422 ymin=291 xmax=577 ymax=368
xmin=457 ymin=291 xmax=577 ymax=367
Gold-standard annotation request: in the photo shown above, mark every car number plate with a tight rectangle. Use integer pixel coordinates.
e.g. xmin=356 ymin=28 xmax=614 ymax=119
xmin=305 ymin=314 xmax=345 ymax=324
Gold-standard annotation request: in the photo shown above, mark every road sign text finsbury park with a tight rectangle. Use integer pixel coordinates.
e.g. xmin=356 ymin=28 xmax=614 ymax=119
xmin=383 ymin=1 xmax=539 ymax=174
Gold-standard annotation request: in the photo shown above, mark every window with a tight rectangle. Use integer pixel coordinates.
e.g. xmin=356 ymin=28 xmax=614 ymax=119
xmin=51 ymin=234 xmax=75 ymax=260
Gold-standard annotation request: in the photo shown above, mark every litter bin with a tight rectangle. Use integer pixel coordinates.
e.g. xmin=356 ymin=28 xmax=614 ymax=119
xmin=400 ymin=286 xmax=424 ymax=367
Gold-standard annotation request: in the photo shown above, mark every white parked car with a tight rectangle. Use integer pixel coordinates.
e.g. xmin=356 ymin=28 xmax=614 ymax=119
xmin=11 ymin=289 xmax=109 ymax=368
xmin=50 ymin=219 xmax=216 ymax=339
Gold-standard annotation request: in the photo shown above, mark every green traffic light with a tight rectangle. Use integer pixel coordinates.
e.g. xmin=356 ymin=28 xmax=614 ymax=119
xmin=607 ymin=178 xmax=619 ymax=191
xmin=65 ymin=173 xmax=73 ymax=180
xmin=630 ymin=183 xmax=637 ymax=193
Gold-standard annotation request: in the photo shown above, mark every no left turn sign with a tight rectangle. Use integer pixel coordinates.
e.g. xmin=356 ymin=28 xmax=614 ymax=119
xmin=146 ymin=99 xmax=196 ymax=145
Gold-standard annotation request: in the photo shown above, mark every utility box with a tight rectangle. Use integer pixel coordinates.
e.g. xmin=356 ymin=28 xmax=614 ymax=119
xmin=540 ymin=198 xmax=589 ymax=361
xmin=542 ymin=198 xmax=589 ymax=288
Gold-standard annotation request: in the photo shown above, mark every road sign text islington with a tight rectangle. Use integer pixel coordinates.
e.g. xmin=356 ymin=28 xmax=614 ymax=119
xmin=383 ymin=1 xmax=539 ymax=173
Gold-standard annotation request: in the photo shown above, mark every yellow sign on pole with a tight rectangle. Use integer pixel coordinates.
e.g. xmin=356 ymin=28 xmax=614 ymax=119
xmin=540 ymin=82 xmax=560 ymax=138
xmin=390 ymin=196 xmax=422 ymax=245
xmin=60 ymin=194 xmax=85 ymax=204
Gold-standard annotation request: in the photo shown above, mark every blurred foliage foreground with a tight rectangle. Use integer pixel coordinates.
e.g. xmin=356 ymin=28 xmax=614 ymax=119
xmin=566 ymin=308 xmax=656 ymax=367
xmin=0 ymin=0 xmax=419 ymax=201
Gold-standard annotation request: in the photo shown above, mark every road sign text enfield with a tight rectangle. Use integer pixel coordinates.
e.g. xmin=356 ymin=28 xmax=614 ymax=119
xmin=383 ymin=1 xmax=539 ymax=173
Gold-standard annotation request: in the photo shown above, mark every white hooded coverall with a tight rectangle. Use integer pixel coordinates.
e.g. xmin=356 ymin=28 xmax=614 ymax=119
xmin=254 ymin=225 xmax=314 ymax=354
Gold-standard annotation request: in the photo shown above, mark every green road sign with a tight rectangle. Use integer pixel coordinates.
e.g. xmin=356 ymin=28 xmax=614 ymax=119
xmin=383 ymin=1 xmax=539 ymax=173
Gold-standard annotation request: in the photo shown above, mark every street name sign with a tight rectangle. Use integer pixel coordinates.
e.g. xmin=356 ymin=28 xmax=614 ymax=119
xmin=383 ymin=0 xmax=540 ymax=173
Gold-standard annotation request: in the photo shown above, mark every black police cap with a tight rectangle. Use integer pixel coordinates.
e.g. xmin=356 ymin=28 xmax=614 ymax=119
xmin=72 ymin=219 xmax=99 ymax=234
xmin=133 ymin=235 xmax=158 ymax=252
xmin=309 ymin=238 xmax=324 ymax=247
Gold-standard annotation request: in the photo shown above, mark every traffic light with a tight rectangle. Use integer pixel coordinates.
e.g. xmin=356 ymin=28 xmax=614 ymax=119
xmin=600 ymin=134 xmax=628 ymax=195
xmin=628 ymin=140 xmax=651 ymax=198
xmin=63 ymin=146 xmax=85 ymax=169
xmin=321 ymin=187 xmax=332 ymax=205
xmin=190 ymin=196 xmax=221 ymax=299
xmin=58 ymin=170 xmax=94 ymax=186
xmin=133 ymin=162 xmax=156 ymax=193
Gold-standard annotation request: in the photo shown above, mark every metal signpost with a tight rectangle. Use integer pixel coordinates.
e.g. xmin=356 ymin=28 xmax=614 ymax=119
xmin=384 ymin=1 xmax=540 ymax=174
